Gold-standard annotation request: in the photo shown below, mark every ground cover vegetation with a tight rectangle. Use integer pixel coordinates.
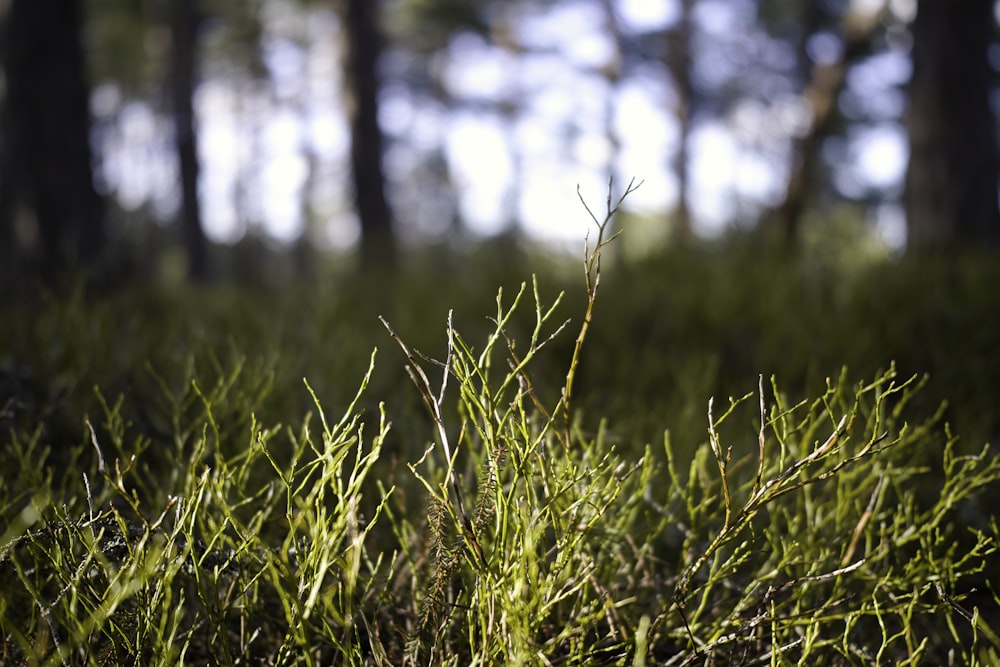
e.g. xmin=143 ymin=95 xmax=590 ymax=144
xmin=2 ymin=192 xmax=1000 ymax=664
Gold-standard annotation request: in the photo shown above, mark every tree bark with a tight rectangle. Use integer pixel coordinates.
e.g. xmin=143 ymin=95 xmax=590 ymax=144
xmin=171 ymin=0 xmax=209 ymax=281
xmin=768 ymin=6 xmax=882 ymax=243
xmin=343 ymin=0 xmax=396 ymax=268
xmin=904 ymin=0 xmax=1000 ymax=249
xmin=0 ymin=0 xmax=104 ymax=286
xmin=666 ymin=0 xmax=695 ymax=240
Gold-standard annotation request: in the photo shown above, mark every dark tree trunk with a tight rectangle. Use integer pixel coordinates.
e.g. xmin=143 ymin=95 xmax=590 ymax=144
xmin=343 ymin=0 xmax=396 ymax=268
xmin=768 ymin=6 xmax=881 ymax=244
xmin=768 ymin=1 xmax=828 ymax=244
xmin=666 ymin=0 xmax=695 ymax=241
xmin=171 ymin=0 xmax=209 ymax=281
xmin=904 ymin=0 xmax=1000 ymax=249
xmin=0 ymin=0 xmax=104 ymax=286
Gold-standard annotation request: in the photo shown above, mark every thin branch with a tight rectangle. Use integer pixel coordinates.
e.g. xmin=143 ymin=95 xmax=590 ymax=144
xmin=562 ymin=177 xmax=641 ymax=440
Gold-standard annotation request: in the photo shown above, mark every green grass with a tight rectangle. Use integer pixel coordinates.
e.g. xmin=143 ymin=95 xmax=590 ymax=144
xmin=2 ymin=188 xmax=1000 ymax=664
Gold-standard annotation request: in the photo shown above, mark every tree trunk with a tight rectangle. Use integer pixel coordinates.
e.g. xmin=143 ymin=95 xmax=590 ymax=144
xmin=904 ymin=0 xmax=1000 ymax=249
xmin=768 ymin=5 xmax=882 ymax=244
xmin=171 ymin=0 xmax=209 ymax=281
xmin=0 ymin=0 xmax=104 ymax=286
xmin=343 ymin=0 xmax=396 ymax=268
xmin=667 ymin=0 xmax=695 ymax=240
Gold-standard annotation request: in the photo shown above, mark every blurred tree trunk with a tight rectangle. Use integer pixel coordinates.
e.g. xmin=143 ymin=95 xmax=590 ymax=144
xmin=0 ymin=0 xmax=104 ymax=287
xmin=768 ymin=7 xmax=882 ymax=243
xmin=342 ymin=0 xmax=396 ymax=268
xmin=666 ymin=0 xmax=695 ymax=240
xmin=0 ymin=4 xmax=13 ymax=287
xmin=904 ymin=0 xmax=1000 ymax=248
xmin=171 ymin=0 xmax=209 ymax=281
xmin=767 ymin=1 xmax=827 ymax=244
xmin=489 ymin=8 xmax=524 ymax=234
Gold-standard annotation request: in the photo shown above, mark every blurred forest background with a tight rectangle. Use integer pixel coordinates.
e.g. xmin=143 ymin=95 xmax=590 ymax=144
xmin=1 ymin=0 xmax=999 ymax=291
xmin=6 ymin=4 xmax=1000 ymax=662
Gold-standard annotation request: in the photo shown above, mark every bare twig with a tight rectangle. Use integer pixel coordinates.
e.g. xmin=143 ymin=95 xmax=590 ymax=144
xmin=562 ymin=177 xmax=641 ymax=442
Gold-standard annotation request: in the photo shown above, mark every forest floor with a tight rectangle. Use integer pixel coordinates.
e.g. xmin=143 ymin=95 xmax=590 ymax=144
xmin=2 ymin=228 xmax=1000 ymax=664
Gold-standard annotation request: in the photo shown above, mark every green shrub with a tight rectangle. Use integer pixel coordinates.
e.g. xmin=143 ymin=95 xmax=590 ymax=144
xmin=2 ymin=185 xmax=999 ymax=664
